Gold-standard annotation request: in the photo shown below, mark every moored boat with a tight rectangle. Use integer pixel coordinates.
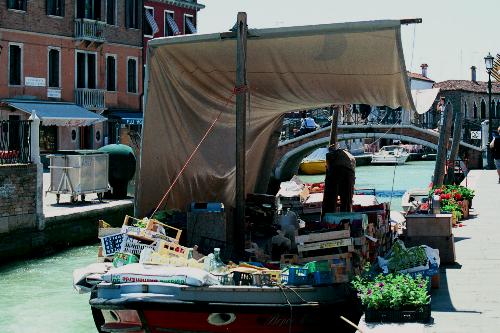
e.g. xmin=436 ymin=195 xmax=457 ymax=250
xmin=371 ymin=145 xmax=410 ymax=165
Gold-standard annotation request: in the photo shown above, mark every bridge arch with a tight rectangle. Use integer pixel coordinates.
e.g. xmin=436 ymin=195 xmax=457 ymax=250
xmin=274 ymin=132 xmax=438 ymax=181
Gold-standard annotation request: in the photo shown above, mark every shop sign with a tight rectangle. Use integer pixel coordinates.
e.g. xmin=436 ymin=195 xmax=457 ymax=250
xmin=25 ymin=77 xmax=46 ymax=87
xmin=470 ymin=131 xmax=481 ymax=140
xmin=124 ymin=118 xmax=143 ymax=125
xmin=47 ymin=88 xmax=61 ymax=98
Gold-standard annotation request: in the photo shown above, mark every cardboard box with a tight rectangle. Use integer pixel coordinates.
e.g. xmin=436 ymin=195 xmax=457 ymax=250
xmin=406 ymin=214 xmax=453 ymax=237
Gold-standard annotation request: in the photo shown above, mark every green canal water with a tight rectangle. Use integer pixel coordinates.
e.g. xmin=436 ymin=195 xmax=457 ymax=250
xmin=0 ymin=161 xmax=434 ymax=333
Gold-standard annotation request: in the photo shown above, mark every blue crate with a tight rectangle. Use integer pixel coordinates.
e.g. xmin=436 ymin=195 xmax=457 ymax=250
xmin=281 ymin=267 xmax=311 ymax=286
xmin=312 ymin=271 xmax=333 ymax=285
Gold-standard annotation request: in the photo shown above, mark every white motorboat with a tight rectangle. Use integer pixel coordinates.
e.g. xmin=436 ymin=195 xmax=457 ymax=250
xmin=371 ymin=145 xmax=410 ymax=165
xmin=401 ymin=188 xmax=430 ymax=213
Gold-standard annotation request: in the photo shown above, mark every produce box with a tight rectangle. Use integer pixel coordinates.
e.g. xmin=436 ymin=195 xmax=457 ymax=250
xmin=405 ymin=214 xmax=453 ymax=237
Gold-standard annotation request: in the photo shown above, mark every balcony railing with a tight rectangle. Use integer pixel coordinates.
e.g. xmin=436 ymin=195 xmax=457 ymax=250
xmin=75 ymin=88 xmax=106 ymax=111
xmin=74 ymin=19 xmax=105 ymax=43
xmin=0 ymin=120 xmax=31 ymax=165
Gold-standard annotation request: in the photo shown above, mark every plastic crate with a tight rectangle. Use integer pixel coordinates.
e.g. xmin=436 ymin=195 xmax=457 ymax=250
xmin=312 ymin=271 xmax=333 ymax=285
xmin=252 ymin=273 xmax=272 ymax=286
xmin=101 ymin=233 xmax=125 ymax=257
xmin=232 ymin=272 xmax=254 ymax=286
xmin=120 ymin=236 xmax=157 ymax=256
xmin=365 ymin=302 xmax=431 ymax=323
xmin=263 ymin=270 xmax=281 ymax=284
xmin=215 ymin=273 xmax=234 ymax=286
xmin=281 ymin=267 xmax=311 ymax=286
xmin=305 ymin=260 xmax=331 ymax=273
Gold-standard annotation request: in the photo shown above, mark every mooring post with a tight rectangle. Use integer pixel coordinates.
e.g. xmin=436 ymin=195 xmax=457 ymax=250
xmin=433 ymin=103 xmax=453 ymax=187
xmin=446 ymin=106 xmax=464 ymax=184
xmin=235 ymin=12 xmax=248 ymax=259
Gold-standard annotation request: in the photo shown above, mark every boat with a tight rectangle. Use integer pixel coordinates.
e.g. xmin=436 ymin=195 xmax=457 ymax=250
xmin=401 ymin=188 xmax=430 ymax=213
xmin=75 ymin=17 xmax=417 ymax=333
xmin=299 ymin=148 xmax=328 ymax=175
xmin=371 ymin=145 xmax=410 ymax=165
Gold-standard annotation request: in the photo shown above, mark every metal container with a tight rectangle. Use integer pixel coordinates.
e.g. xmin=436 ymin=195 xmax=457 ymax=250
xmin=47 ymin=150 xmax=110 ymax=203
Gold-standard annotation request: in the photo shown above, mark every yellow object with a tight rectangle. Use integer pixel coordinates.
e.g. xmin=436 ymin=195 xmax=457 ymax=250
xmin=299 ymin=160 xmax=326 ymax=175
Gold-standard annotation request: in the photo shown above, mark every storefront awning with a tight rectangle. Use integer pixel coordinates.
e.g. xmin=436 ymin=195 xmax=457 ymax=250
xmin=107 ymin=111 xmax=143 ymax=125
xmin=3 ymin=100 xmax=106 ymax=126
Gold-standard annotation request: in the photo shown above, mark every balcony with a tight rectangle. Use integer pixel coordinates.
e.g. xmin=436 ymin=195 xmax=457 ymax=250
xmin=75 ymin=88 xmax=106 ymax=111
xmin=74 ymin=19 xmax=105 ymax=44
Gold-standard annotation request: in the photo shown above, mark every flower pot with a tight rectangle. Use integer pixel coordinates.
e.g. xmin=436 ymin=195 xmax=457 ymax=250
xmin=365 ymin=302 xmax=431 ymax=323
xmin=461 ymin=200 xmax=469 ymax=219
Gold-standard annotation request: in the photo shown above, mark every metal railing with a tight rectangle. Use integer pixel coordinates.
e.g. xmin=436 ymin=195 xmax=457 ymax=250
xmin=74 ymin=19 xmax=105 ymax=42
xmin=75 ymin=88 xmax=106 ymax=110
xmin=0 ymin=120 xmax=31 ymax=164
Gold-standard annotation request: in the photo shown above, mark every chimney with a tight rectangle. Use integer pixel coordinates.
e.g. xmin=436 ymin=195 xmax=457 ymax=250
xmin=471 ymin=66 xmax=477 ymax=82
xmin=420 ymin=63 xmax=428 ymax=77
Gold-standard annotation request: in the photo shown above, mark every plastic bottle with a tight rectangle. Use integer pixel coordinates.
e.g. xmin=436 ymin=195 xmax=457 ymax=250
xmin=212 ymin=248 xmax=227 ymax=273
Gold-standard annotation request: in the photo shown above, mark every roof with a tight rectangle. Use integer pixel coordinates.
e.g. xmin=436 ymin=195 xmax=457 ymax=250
xmin=433 ymin=80 xmax=500 ymax=94
xmin=407 ymin=71 xmax=435 ymax=83
xmin=2 ymin=99 xmax=106 ymax=126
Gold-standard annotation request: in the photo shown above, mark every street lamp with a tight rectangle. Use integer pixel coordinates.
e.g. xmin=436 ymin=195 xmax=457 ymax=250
xmin=485 ymin=52 xmax=494 ymax=169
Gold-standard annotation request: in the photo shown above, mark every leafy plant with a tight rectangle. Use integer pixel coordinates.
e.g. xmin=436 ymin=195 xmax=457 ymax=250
xmin=352 ymin=273 xmax=430 ymax=310
xmin=133 ymin=218 xmax=148 ymax=228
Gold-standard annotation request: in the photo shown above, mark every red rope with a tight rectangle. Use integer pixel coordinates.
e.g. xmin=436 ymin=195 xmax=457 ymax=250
xmin=149 ymin=88 xmax=242 ymax=218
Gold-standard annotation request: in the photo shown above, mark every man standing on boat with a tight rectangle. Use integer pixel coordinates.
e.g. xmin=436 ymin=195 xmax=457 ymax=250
xmin=490 ymin=126 xmax=500 ymax=183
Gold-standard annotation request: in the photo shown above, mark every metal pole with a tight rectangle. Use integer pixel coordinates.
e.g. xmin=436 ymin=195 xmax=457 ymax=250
xmin=487 ymin=73 xmax=494 ymax=169
xmin=433 ymin=103 xmax=453 ymax=187
xmin=446 ymin=105 xmax=464 ymax=184
xmin=329 ymin=106 xmax=339 ymax=148
xmin=235 ymin=12 xmax=248 ymax=259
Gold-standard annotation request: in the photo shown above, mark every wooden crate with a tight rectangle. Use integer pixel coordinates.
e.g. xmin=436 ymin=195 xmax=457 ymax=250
xmin=122 ymin=215 xmax=182 ymax=243
xmin=405 ymin=235 xmax=456 ymax=264
xmin=405 ymin=214 xmax=453 ymax=237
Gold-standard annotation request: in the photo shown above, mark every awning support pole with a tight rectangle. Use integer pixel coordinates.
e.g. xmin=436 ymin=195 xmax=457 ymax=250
xmin=235 ymin=12 xmax=248 ymax=259
xmin=329 ymin=105 xmax=339 ymax=148
xmin=446 ymin=105 xmax=464 ymax=184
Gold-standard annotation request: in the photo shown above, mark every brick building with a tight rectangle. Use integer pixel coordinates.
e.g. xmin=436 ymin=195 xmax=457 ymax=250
xmin=0 ymin=0 xmax=143 ymax=154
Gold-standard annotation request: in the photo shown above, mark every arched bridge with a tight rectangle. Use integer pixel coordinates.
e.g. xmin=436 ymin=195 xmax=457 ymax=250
xmin=273 ymin=124 xmax=483 ymax=181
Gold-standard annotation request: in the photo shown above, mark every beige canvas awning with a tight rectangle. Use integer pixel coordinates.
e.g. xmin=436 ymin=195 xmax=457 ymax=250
xmin=136 ymin=19 xmax=416 ymax=215
xmin=411 ymin=88 xmax=440 ymax=114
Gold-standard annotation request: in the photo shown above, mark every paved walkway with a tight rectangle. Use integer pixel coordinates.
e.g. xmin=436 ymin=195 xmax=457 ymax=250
xmin=428 ymin=170 xmax=500 ymax=332
xmin=43 ymin=172 xmax=133 ymax=218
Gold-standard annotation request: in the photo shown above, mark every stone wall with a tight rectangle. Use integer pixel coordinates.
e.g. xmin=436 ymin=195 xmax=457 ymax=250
xmin=0 ymin=164 xmax=37 ymax=233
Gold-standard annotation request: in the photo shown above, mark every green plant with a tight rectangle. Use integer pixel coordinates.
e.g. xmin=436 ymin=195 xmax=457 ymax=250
xmin=352 ymin=273 xmax=430 ymax=310
xmin=133 ymin=218 xmax=148 ymax=228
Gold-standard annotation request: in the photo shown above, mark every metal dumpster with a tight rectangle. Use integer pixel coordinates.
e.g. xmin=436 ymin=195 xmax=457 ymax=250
xmin=47 ymin=150 xmax=110 ymax=203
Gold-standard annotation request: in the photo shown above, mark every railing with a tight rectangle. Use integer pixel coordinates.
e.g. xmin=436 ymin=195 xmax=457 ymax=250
xmin=74 ymin=19 xmax=105 ymax=42
xmin=75 ymin=88 xmax=106 ymax=110
xmin=0 ymin=120 xmax=31 ymax=164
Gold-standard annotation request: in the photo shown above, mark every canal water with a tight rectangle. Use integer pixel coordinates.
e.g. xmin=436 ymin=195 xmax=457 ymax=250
xmin=0 ymin=161 xmax=434 ymax=333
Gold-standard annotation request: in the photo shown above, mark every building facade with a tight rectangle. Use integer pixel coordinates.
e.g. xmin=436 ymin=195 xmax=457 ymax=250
xmin=0 ymin=0 xmax=143 ymax=154
xmin=433 ymin=66 xmax=500 ymax=144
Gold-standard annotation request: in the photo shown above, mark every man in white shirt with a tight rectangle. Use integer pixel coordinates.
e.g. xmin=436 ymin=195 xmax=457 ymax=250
xmin=297 ymin=112 xmax=318 ymax=136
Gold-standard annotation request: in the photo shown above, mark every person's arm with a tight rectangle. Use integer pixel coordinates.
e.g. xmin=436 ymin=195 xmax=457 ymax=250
xmin=490 ymin=137 xmax=495 ymax=149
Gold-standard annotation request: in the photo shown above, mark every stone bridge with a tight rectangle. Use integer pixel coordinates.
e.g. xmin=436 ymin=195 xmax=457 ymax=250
xmin=272 ymin=124 xmax=483 ymax=181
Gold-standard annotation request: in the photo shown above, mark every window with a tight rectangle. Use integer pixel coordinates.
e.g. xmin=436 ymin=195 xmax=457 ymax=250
xmin=144 ymin=6 xmax=155 ymax=37
xmin=47 ymin=0 xmax=64 ymax=16
xmin=106 ymin=0 xmax=116 ymax=25
xmin=480 ymin=99 xmax=486 ymax=119
xmin=76 ymin=0 xmax=101 ymax=20
xmin=473 ymin=102 xmax=478 ymax=119
xmin=7 ymin=0 xmax=26 ymax=11
xmin=127 ymin=58 xmax=137 ymax=93
xmin=8 ymin=44 xmax=22 ymax=86
xmin=164 ymin=11 xmax=178 ymax=37
xmin=496 ymin=101 xmax=500 ymax=119
xmin=76 ymin=51 xmax=97 ymax=89
xmin=184 ymin=14 xmax=196 ymax=34
xmin=463 ymin=102 xmax=468 ymax=120
xmin=125 ymin=0 xmax=139 ymax=29
xmin=106 ymin=55 xmax=116 ymax=92
xmin=48 ymin=48 xmax=60 ymax=88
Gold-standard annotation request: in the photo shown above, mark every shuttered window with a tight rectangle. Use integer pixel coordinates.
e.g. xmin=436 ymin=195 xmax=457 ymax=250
xmin=7 ymin=0 xmax=27 ymax=11
xmin=47 ymin=0 xmax=64 ymax=16
xmin=48 ymin=48 xmax=60 ymax=88
xmin=127 ymin=58 xmax=137 ymax=93
xmin=9 ymin=45 xmax=22 ymax=86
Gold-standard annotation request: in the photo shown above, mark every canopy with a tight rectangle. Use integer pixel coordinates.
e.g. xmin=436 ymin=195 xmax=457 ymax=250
xmin=137 ymin=19 xmax=416 ymax=215
xmin=107 ymin=111 xmax=143 ymax=125
xmin=4 ymin=100 xmax=106 ymax=126
xmin=411 ymin=88 xmax=440 ymax=114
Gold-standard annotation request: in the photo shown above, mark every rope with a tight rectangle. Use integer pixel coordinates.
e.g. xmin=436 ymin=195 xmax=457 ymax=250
xmin=149 ymin=86 xmax=247 ymax=218
xmin=278 ymin=285 xmax=293 ymax=333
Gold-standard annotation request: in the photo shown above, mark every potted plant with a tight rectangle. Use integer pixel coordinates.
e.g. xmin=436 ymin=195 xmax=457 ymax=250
xmin=352 ymin=273 xmax=431 ymax=323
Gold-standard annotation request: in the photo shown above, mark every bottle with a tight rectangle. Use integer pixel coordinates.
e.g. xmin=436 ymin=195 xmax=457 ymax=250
xmin=432 ymin=195 xmax=440 ymax=214
xmin=212 ymin=248 xmax=227 ymax=273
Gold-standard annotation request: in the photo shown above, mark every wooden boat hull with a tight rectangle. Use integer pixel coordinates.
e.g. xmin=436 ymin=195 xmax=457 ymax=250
xmin=299 ymin=160 xmax=326 ymax=174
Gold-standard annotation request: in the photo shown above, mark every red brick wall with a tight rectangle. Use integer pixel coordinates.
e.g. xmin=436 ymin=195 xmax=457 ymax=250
xmin=0 ymin=30 xmax=142 ymax=110
xmin=143 ymin=1 xmax=197 ymax=61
